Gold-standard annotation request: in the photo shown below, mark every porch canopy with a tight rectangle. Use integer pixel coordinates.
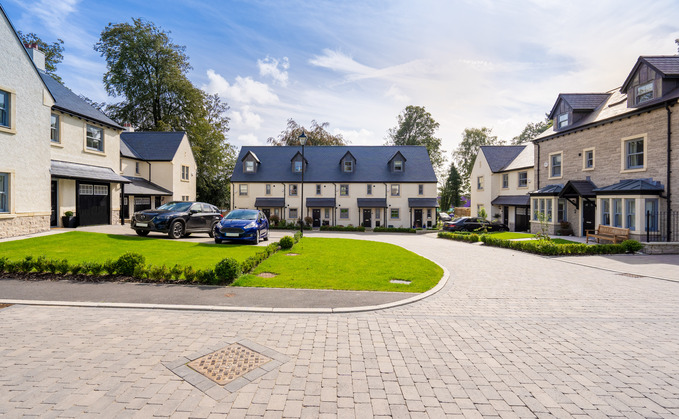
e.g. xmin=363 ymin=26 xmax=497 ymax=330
xmin=408 ymin=198 xmax=439 ymax=208
xmin=123 ymin=176 xmax=172 ymax=196
xmin=529 ymin=184 xmax=563 ymax=196
xmin=357 ymin=198 xmax=387 ymax=208
xmin=50 ymin=160 xmax=130 ymax=184
xmin=306 ymin=198 xmax=336 ymax=207
xmin=491 ymin=195 xmax=530 ymax=206
xmin=593 ymin=179 xmax=664 ymax=195
xmin=254 ymin=197 xmax=285 ymax=207
xmin=558 ymin=180 xmax=596 ymax=209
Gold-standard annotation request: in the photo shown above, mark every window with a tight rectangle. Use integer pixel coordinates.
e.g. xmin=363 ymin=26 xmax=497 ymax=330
xmin=79 ymin=184 xmax=93 ymax=195
xmin=375 ymin=210 xmax=380 ymax=219
xmin=294 ymin=161 xmax=303 ymax=173
xmin=533 ymin=198 xmax=553 ymax=222
xmin=558 ymin=112 xmax=569 ymax=129
xmin=394 ymin=160 xmax=403 ymax=172
xmin=135 ymin=162 xmax=140 ymax=174
xmin=636 ymin=81 xmax=654 ymax=104
xmin=418 ymin=184 xmax=424 ymax=195
xmin=557 ymin=199 xmax=567 ymax=222
xmin=289 ymin=184 xmax=298 ymax=196
xmin=539 ymin=199 xmax=545 ymax=219
xmin=239 ymin=184 xmax=248 ymax=195
xmin=518 ymin=171 xmax=528 ymax=188
xmin=316 ymin=184 xmax=321 ymax=195
xmin=391 ymin=184 xmax=400 ymax=196
xmin=182 ymin=195 xmax=189 ymax=201
xmin=502 ymin=174 xmax=509 ymax=189
xmin=532 ymin=199 xmax=538 ymax=220
xmin=390 ymin=208 xmax=400 ymax=219
xmin=324 ymin=208 xmax=330 ymax=219
xmin=340 ymin=184 xmax=349 ymax=196
xmin=274 ymin=208 xmax=279 ymax=216
xmin=612 ymin=198 xmax=622 ymax=227
xmin=625 ymin=138 xmax=644 ymax=170
xmin=340 ymin=208 xmax=349 ymax=219
xmin=550 ymin=153 xmax=562 ymax=178
xmin=86 ymin=125 xmax=104 ymax=152
xmin=367 ymin=184 xmax=372 ymax=195
xmin=477 ymin=176 xmax=484 ymax=190
xmin=583 ymin=149 xmax=594 ymax=170
xmin=0 ymin=173 xmax=8 ymax=212
xmin=601 ymin=198 xmax=610 ymax=225
xmin=289 ymin=208 xmax=298 ymax=219
xmin=427 ymin=209 xmax=432 ymax=218
xmin=50 ymin=113 xmax=60 ymax=143
xmin=625 ymin=199 xmax=636 ymax=231
xmin=477 ymin=204 xmax=484 ymax=216
xmin=265 ymin=184 xmax=271 ymax=195
xmin=343 ymin=161 xmax=353 ymax=172
xmin=244 ymin=160 xmax=255 ymax=172
xmin=93 ymin=185 xmax=108 ymax=196
xmin=0 ymin=90 xmax=10 ymax=128
xmin=181 ymin=165 xmax=190 ymax=181
xmin=645 ymin=199 xmax=658 ymax=232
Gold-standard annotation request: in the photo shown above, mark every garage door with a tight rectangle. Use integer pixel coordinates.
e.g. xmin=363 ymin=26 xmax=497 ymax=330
xmin=78 ymin=183 xmax=110 ymax=226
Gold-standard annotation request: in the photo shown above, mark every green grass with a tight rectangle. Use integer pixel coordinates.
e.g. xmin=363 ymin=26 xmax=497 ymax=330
xmin=0 ymin=231 xmax=262 ymax=269
xmin=234 ymin=237 xmax=443 ymax=293
xmin=486 ymin=232 xmax=536 ymax=240
xmin=551 ymin=238 xmax=580 ymax=244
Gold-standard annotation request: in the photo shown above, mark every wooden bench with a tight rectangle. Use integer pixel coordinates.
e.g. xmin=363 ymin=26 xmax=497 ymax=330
xmin=586 ymin=225 xmax=630 ymax=244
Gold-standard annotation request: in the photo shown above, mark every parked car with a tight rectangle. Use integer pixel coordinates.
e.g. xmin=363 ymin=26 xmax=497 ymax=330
xmin=214 ymin=209 xmax=270 ymax=244
xmin=438 ymin=212 xmax=452 ymax=222
xmin=131 ymin=201 xmax=222 ymax=239
xmin=442 ymin=216 xmax=508 ymax=232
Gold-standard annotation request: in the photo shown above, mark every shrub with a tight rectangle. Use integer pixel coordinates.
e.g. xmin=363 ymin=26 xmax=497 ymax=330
xmin=19 ymin=256 xmax=35 ymax=273
xmin=269 ymin=214 xmax=280 ymax=226
xmin=33 ymin=256 xmax=47 ymax=273
xmin=373 ymin=227 xmax=416 ymax=233
xmin=69 ymin=263 xmax=84 ymax=275
xmin=183 ymin=266 xmax=196 ymax=282
xmin=102 ymin=259 xmax=117 ymax=275
xmin=133 ymin=264 xmax=149 ymax=279
xmin=304 ymin=216 xmax=313 ymax=227
xmin=0 ymin=256 xmax=7 ymax=272
xmin=46 ymin=259 xmax=59 ymax=274
xmin=621 ymin=240 xmax=643 ymax=253
xmin=319 ymin=225 xmax=366 ymax=232
xmin=88 ymin=262 xmax=104 ymax=276
xmin=149 ymin=264 xmax=170 ymax=280
xmin=215 ymin=258 xmax=241 ymax=283
xmin=4 ymin=260 xmax=19 ymax=274
xmin=294 ymin=231 xmax=302 ymax=243
xmin=116 ymin=252 xmax=146 ymax=276
xmin=55 ymin=259 xmax=69 ymax=275
xmin=170 ymin=264 xmax=183 ymax=281
xmin=280 ymin=235 xmax=294 ymax=249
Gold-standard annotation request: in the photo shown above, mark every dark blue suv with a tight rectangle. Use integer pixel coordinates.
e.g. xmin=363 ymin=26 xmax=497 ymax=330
xmin=131 ymin=201 xmax=222 ymax=239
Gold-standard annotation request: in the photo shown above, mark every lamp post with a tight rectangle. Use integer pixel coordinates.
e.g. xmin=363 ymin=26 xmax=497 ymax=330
xmin=299 ymin=131 xmax=307 ymax=237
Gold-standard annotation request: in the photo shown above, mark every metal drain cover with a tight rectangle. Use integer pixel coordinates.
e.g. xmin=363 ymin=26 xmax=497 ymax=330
xmin=617 ymin=273 xmax=645 ymax=278
xmin=188 ymin=343 xmax=271 ymax=385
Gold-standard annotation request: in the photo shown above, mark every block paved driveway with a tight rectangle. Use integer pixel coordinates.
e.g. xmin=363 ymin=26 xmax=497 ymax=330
xmin=1 ymin=232 xmax=678 ymax=418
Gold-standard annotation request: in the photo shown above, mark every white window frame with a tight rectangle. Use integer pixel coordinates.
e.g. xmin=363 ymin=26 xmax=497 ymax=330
xmin=518 ymin=171 xmax=528 ymax=188
xmin=612 ymin=198 xmax=623 ymax=228
xmin=583 ymin=148 xmax=595 ymax=171
xmin=390 ymin=184 xmax=400 ymax=196
xmin=50 ymin=113 xmax=60 ymax=143
xmin=239 ymin=184 xmax=248 ymax=196
xmin=625 ymin=198 xmax=636 ymax=231
xmin=244 ymin=160 xmax=255 ymax=172
xmin=502 ymin=174 xmax=509 ymax=189
xmin=636 ymin=80 xmax=654 ymax=104
xmin=557 ymin=199 xmax=567 ymax=223
xmin=340 ymin=184 xmax=349 ymax=196
xmin=294 ymin=160 xmax=303 ymax=173
xmin=86 ymin=124 xmax=104 ymax=152
xmin=549 ymin=151 xmax=562 ymax=179
xmin=0 ymin=172 xmax=9 ymax=213
xmin=621 ymin=135 xmax=646 ymax=173
xmin=0 ymin=87 xmax=15 ymax=133
xmin=601 ymin=198 xmax=611 ymax=226
xmin=557 ymin=112 xmax=569 ymax=129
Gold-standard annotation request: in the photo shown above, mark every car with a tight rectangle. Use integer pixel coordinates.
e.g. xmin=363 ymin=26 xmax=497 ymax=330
xmin=214 ymin=209 xmax=270 ymax=244
xmin=438 ymin=212 xmax=452 ymax=222
xmin=442 ymin=216 xmax=508 ymax=232
xmin=131 ymin=201 xmax=222 ymax=239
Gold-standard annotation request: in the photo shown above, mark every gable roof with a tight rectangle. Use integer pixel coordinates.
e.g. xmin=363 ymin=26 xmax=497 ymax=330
xmin=479 ymin=145 xmax=528 ymax=173
xmin=39 ymin=70 xmax=122 ymax=130
xmin=547 ymin=93 xmax=611 ymax=119
xmin=241 ymin=150 xmax=260 ymax=163
xmin=231 ymin=146 xmax=437 ymax=183
xmin=621 ymin=56 xmax=679 ymax=92
xmin=120 ymin=131 xmax=187 ymax=161
xmin=559 ymin=180 xmax=597 ymax=198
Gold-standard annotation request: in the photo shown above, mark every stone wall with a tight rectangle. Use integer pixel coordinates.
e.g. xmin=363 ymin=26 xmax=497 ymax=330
xmin=0 ymin=215 xmax=50 ymax=239
xmin=641 ymin=242 xmax=679 ymax=254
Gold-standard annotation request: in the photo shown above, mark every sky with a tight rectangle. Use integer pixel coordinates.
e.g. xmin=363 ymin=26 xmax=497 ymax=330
xmin=4 ymin=0 xmax=679 ymax=166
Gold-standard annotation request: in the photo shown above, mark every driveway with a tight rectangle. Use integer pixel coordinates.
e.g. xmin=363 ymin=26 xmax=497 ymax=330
xmin=1 ymin=230 xmax=678 ymax=417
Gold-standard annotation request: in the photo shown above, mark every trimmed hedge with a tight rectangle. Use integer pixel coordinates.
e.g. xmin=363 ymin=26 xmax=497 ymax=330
xmin=320 ymin=225 xmax=366 ymax=232
xmin=373 ymin=227 xmax=417 ymax=233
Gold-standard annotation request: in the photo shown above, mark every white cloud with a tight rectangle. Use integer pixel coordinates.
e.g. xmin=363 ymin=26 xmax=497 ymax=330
xmin=331 ymin=128 xmax=375 ymax=145
xmin=385 ymin=85 xmax=409 ymax=102
xmin=258 ymin=56 xmax=289 ymax=87
xmin=231 ymin=106 xmax=263 ymax=130
xmin=308 ymin=49 xmax=428 ymax=82
xmin=203 ymin=70 xmax=279 ymax=105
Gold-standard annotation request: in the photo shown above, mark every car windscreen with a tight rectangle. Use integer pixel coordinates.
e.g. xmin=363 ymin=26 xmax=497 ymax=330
xmin=157 ymin=202 xmax=192 ymax=212
xmin=224 ymin=210 xmax=258 ymax=220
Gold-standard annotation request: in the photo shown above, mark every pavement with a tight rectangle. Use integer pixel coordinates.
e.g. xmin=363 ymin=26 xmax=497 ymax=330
xmin=1 ymin=227 xmax=679 ymax=417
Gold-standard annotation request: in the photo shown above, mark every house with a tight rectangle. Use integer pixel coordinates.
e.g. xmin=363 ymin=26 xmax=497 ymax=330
xmin=531 ymin=55 xmax=679 ymax=241
xmin=119 ymin=131 xmax=197 ymax=218
xmin=470 ymin=145 xmax=534 ymax=231
xmin=0 ymin=5 xmax=54 ymax=238
xmin=230 ymin=146 xmax=438 ymax=228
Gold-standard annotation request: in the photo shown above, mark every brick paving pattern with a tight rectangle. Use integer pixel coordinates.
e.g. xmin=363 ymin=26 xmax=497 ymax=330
xmin=1 ymin=233 xmax=678 ymax=417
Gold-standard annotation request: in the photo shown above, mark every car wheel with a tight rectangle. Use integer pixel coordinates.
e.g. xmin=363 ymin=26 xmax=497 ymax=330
xmin=135 ymin=230 xmax=149 ymax=237
xmin=214 ymin=238 xmax=222 ymax=244
xmin=168 ymin=220 xmax=184 ymax=239
xmin=209 ymin=222 xmax=218 ymax=238
xmin=263 ymin=228 xmax=269 ymax=241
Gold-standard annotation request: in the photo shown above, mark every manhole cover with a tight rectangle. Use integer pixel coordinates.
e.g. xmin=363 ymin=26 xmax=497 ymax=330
xmin=188 ymin=343 xmax=271 ymax=386
xmin=617 ymin=273 xmax=645 ymax=278
xmin=258 ymin=272 xmax=277 ymax=278
xmin=390 ymin=279 xmax=411 ymax=284
xmin=285 ymin=253 xmax=299 ymax=256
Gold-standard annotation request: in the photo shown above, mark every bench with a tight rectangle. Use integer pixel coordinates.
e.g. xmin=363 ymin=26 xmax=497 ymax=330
xmin=586 ymin=225 xmax=630 ymax=244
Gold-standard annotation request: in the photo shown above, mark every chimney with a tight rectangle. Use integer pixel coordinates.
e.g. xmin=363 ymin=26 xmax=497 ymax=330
xmin=123 ymin=123 xmax=135 ymax=132
xmin=24 ymin=43 xmax=46 ymax=71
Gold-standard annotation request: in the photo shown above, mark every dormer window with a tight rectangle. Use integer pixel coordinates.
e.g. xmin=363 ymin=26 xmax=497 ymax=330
xmin=394 ymin=160 xmax=403 ymax=172
xmin=636 ymin=81 xmax=654 ymax=104
xmin=244 ymin=160 xmax=255 ymax=172
xmin=557 ymin=113 xmax=569 ymax=129
xmin=294 ymin=161 xmax=303 ymax=173
xmin=343 ymin=161 xmax=353 ymax=172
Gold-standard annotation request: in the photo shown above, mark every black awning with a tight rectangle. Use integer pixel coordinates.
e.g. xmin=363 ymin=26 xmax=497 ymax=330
xmin=559 ymin=180 xmax=597 ymax=198
xmin=254 ymin=197 xmax=285 ymax=207
xmin=306 ymin=198 xmax=336 ymax=207
xmin=51 ymin=160 xmax=130 ymax=183
xmin=357 ymin=198 xmax=387 ymax=208
xmin=123 ymin=177 xmax=172 ymax=196
xmin=491 ymin=195 xmax=530 ymax=206
xmin=593 ymin=179 xmax=664 ymax=195
xmin=408 ymin=198 xmax=439 ymax=208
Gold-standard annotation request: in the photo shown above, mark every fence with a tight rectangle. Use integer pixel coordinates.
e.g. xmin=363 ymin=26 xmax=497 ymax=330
xmin=646 ymin=210 xmax=679 ymax=242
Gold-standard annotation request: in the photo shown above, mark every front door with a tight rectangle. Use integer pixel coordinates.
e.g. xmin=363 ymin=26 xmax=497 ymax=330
xmin=515 ymin=207 xmax=529 ymax=231
xmin=414 ymin=209 xmax=423 ymax=228
xmin=583 ymin=200 xmax=596 ymax=234
xmin=50 ymin=181 xmax=58 ymax=226
xmin=362 ymin=209 xmax=371 ymax=228
xmin=503 ymin=206 xmax=509 ymax=227
xmin=312 ymin=209 xmax=321 ymax=227
xmin=262 ymin=209 xmax=271 ymax=220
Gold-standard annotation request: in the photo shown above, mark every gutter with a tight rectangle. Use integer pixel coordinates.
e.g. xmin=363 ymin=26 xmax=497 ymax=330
xmin=535 ymin=142 xmax=540 ymax=190
xmin=667 ymin=103 xmax=673 ymax=240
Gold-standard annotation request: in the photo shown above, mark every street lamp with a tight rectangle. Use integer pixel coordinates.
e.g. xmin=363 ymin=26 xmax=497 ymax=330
xmin=299 ymin=131 xmax=307 ymax=237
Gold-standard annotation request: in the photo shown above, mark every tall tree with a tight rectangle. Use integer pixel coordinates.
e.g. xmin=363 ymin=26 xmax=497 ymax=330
xmin=18 ymin=31 xmax=64 ymax=82
xmin=267 ymin=119 xmax=346 ymax=146
xmin=385 ymin=105 xmax=445 ymax=172
xmin=511 ymin=118 xmax=553 ymax=144
xmin=453 ymin=127 xmax=503 ymax=193
xmin=439 ymin=162 xmax=462 ymax=212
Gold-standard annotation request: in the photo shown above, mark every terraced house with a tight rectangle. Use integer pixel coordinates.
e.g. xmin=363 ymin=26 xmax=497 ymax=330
xmin=531 ymin=55 xmax=679 ymax=242
xmin=230 ymin=146 xmax=438 ymax=228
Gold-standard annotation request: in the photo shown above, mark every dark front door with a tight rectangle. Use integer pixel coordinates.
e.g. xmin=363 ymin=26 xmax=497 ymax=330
xmin=78 ymin=182 xmax=110 ymax=226
xmin=312 ymin=209 xmax=321 ymax=227
xmin=515 ymin=207 xmax=529 ymax=231
xmin=50 ymin=181 xmax=58 ymax=226
xmin=362 ymin=209 xmax=371 ymax=228
xmin=414 ymin=209 xmax=423 ymax=228
xmin=155 ymin=196 xmax=162 ymax=208
xmin=503 ymin=206 xmax=509 ymax=227
xmin=262 ymin=209 xmax=271 ymax=220
xmin=583 ymin=200 xmax=596 ymax=234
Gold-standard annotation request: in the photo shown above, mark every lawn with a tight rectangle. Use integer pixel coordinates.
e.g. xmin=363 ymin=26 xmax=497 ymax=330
xmin=0 ymin=231 xmax=262 ymax=269
xmin=487 ymin=232 xmax=580 ymax=244
xmin=233 ymin=237 xmax=443 ymax=293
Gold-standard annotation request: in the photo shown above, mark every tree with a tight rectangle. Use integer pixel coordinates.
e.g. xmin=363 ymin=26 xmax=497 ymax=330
xmin=385 ymin=105 xmax=445 ymax=171
xmin=267 ymin=119 xmax=346 ymax=146
xmin=511 ymin=118 xmax=553 ymax=144
xmin=439 ymin=162 xmax=462 ymax=212
xmin=18 ymin=31 xmax=64 ymax=82
xmin=453 ymin=127 xmax=503 ymax=193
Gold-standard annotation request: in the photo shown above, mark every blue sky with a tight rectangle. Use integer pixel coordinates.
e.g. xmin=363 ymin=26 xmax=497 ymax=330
xmin=4 ymin=0 xmax=679 ymax=162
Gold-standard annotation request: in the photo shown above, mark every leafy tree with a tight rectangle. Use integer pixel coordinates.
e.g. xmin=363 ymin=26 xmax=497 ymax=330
xmin=267 ymin=119 xmax=346 ymax=146
xmin=18 ymin=31 xmax=64 ymax=82
xmin=385 ymin=105 xmax=444 ymax=171
xmin=453 ymin=127 xmax=503 ymax=193
xmin=439 ymin=163 xmax=462 ymax=212
xmin=511 ymin=118 xmax=553 ymax=144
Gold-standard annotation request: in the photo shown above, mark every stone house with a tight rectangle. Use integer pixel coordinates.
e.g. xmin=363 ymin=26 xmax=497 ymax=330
xmin=470 ymin=145 xmax=534 ymax=231
xmin=531 ymin=55 xmax=679 ymax=241
xmin=230 ymin=146 xmax=439 ymax=228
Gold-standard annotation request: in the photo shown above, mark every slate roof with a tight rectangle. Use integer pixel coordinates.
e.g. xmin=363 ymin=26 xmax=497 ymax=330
xmin=530 ymin=184 xmax=563 ymax=196
xmin=621 ymin=56 xmax=679 ymax=92
xmin=123 ymin=177 xmax=172 ymax=196
xmin=547 ymin=93 xmax=611 ymax=119
xmin=254 ymin=197 xmax=285 ymax=207
xmin=357 ymin=198 xmax=387 ymax=208
xmin=593 ymin=179 xmax=664 ymax=195
xmin=479 ymin=146 xmax=528 ymax=173
xmin=306 ymin=198 xmax=336 ymax=207
xmin=39 ymin=71 xmax=122 ymax=130
xmin=231 ymin=146 xmax=437 ymax=183
xmin=120 ymin=131 xmax=187 ymax=161
xmin=408 ymin=198 xmax=439 ymax=208
xmin=491 ymin=195 xmax=530 ymax=206
xmin=559 ymin=180 xmax=597 ymax=198
xmin=50 ymin=160 xmax=130 ymax=183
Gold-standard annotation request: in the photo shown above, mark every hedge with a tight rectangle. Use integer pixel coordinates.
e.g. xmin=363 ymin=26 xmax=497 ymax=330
xmin=373 ymin=227 xmax=416 ymax=233
xmin=320 ymin=225 xmax=366 ymax=232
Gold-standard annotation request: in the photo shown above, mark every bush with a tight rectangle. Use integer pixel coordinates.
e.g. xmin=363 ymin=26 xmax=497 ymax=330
xmin=215 ymin=258 xmax=241 ymax=284
xmin=88 ymin=262 xmax=104 ymax=276
xmin=269 ymin=214 xmax=280 ymax=226
xmin=621 ymin=239 xmax=643 ymax=253
xmin=373 ymin=227 xmax=416 ymax=233
xmin=19 ymin=256 xmax=35 ymax=273
xmin=170 ymin=264 xmax=183 ymax=281
xmin=116 ymin=252 xmax=146 ymax=276
xmin=294 ymin=231 xmax=302 ymax=243
xmin=102 ymin=259 xmax=117 ymax=275
xmin=4 ymin=260 xmax=19 ymax=274
xmin=46 ymin=259 xmax=59 ymax=274
xmin=55 ymin=259 xmax=69 ymax=275
xmin=133 ymin=264 xmax=149 ymax=279
xmin=33 ymin=256 xmax=47 ymax=273
xmin=280 ymin=235 xmax=294 ymax=249
xmin=304 ymin=216 xmax=313 ymax=227
xmin=69 ymin=263 xmax=84 ymax=275
xmin=319 ymin=225 xmax=366 ymax=232
xmin=183 ymin=266 xmax=196 ymax=282
xmin=149 ymin=264 xmax=170 ymax=280
xmin=0 ymin=256 xmax=7 ymax=272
